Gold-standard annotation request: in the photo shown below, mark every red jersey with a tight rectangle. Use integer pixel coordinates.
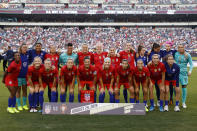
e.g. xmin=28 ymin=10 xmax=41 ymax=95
xmin=116 ymin=65 xmax=133 ymax=83
xmin=6 ymin=60 xmax=21 ymax=80
xmin=93 ymin=52 xmax=108 ymax=67
xmin=99 ymin=66 xmax=115 ymax=84
xmin=39 ymin=66 xmax=58 ymax=84
xmin=109 ymin=56 xmax=120 ymax=68
xmin=27 ymin=65 xmax=43 ymax=82
xmin=60 ymin=65 xmax=77 ymax=84
xmin=119 ymin=51 xmax=135 ymax=67
xmin=133 ymin=67 xmax=150 ymax=82
xmin=147 ymin=62 xmax=166 ymax=81
xmin=77 ymin=52 xmax=94 ymax=66
xmin=44 ymin=53 xmax=59 ymax=68
xmin=78 ymin=65 xmax=97 ymax=82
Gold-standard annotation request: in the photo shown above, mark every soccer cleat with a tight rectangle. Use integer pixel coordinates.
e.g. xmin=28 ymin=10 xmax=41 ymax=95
xmin=29 ymin=108 xmax=34 ymax=113
xmin=182 ymin=103 xmax=187 ymax=109
xmin=33 ymin=108 xmax=38 ymax=112
xmin=164 ymin=105 xmax=169 ymax=112
xmin=157 ymin=101 xmax=160 ymax=107
xmin=159 ymin=106 xmax=164 ymax=112
xmin=7 ymin=107 xmax=15 ymax=114
xmin=145 ymin=106 xmax=149 ymax=112
xmin=13 ymin=108 xmax=20 ymax=113
xmin=174 ymin=106 xmax=180 ymax=112
xmin=23 ymin=105 xmax=29 ymax=110
xmin=149 ymin=106 xmax=155 ymax=112
xmin=17 ymin=106 xmax=23 ymax=111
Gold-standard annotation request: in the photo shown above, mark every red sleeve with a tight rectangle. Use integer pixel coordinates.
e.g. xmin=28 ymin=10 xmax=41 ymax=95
xmin=60 ymin=66 xmax=65 ymax=77
xmin=44 ymin=53 xmax=48 ymax=60
xmin=91 ymin=53 xmax=94 ymax=64
xmin=161 ymin=63 xmax=166 ymax=72
xmin=7 ymin=62 xmax=14 ymax=73
xmin=27 ymin=66 xmax=33 ymax=76
xmin=145 ymin=67 xmax=150 ymax=77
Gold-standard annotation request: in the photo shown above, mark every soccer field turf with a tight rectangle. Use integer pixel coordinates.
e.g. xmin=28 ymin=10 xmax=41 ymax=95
xmin=0 ymin=64 xmax=196 ymax=131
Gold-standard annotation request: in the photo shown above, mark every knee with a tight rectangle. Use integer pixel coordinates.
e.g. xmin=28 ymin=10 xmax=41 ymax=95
xmin=114 ymin=88 xmax=119 ymax=95
xmin=29 ymin=87 xmax=34 ymax=94
xmin=160 ymin=88 xmax=165 ymax=93
xmin=135 ymin=88 xmax=139 ymax=95
xmin=69 ymin=89 xmax=74 ymax=95
xmin=143 ymin=88 xmax=148 ymax=94
xmin=51 ymin=88 xmax=56 ymax=92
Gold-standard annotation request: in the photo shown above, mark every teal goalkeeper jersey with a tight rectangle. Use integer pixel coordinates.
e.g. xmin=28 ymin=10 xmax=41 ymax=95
xmin=174 ymin=52 xmax=193 ymax=75
xmin=59 ymin=52 xmax=78 ymax=66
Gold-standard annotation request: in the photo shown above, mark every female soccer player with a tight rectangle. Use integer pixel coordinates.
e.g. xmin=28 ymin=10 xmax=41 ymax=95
xmin=174 ymin=44 xmax=193 ymax=108
xmin=148 ymin=54 xmax=166 ymax=112
xmin=16 ymin=44 xmax=29 ymax=111
xmin=98 ymin=57 xmax=115 ymax=103
xmin=4 ymin=52 xmax=21 ymax=113
xmin=27 ymin=57 xmax=42 ymax=112
xmin=115 ymin=59 xmax=134 ymax=103
xmin=60 ymin=58 xmax=77 ymax=103
xmin=135 ymin=45 xmax=148 ymax=66
xmin=93 ymin=43 xmax=107 ymax=68
xmin=164 ymin=54 xmax=180 ymax=112
xmin=39 ymin=59 xmax=58 ymax=112
xmin=108 ymin=47 xmax=120 ymax=68
xmin=77 ymin=56 xmax=98 ymax=102
xmin=133 ymin=59 xmax=150 ymax=111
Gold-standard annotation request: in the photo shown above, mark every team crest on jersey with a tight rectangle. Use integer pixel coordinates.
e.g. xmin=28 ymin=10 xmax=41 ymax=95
xmin=68 ymin=73 xmax=71 ymax=76
xmin=116 ymin=59 xmax=118 ymax=62
xmin=99 ymin=56 xmax=101 ymax=59
xmin=103 ymin=56 xmax=105 ymax=58
xmin=112 ymin=59 xmax=114 ymax=62
xmin=9 ymin=81 xmax=12 ymax=84
xmin=90 ymin=71 xmax=92 ymax=74
xmin=23 ymin=62 xmax=27 ymax=67
xmin=109 ymin=72 xmax=112 ymax=75
xmin=56 ymin=57 xmax=58 ymax=60
xmin=172 ymin=69 xmax=175 ymax=72
xmin=143 ymin=73 xmax=145 ymax=76
xmin=86 ymin=72 xmax=89 ymax=75
xmin=139 ymin=74 xmax=142 ymax=77
xmin=158 ymin=68 xmax=161 ymax=71
xmin=84 ymin=93 xmax=90 ymax=101
xmin=154 ymin=69 xmax=157 ymax=72
xmin=93 ymin=71 xmax=97 ymax=75
xmin=106 ymin=73 xmax=109 ymax=77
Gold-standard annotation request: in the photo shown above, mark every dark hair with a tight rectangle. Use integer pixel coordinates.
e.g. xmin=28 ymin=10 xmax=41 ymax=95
xmin=67 ymin=43 xmax=73 ymax=47
xmin=19 ymin=44 xmax=27 ymax=54
xmin=84 ymin=56 xmax=90 ymax=61
xmin=151 ymin=43 xmax=160 ymax=52
xmin=35 ymin=42 xmax=42 ymax=46
xmin=166 ymin=54 xmax=174 ymax=61
xmin=138 ymin=45 xmax=144 ymax=53
xmin=122 ymin=59 xmax=128 ymax=63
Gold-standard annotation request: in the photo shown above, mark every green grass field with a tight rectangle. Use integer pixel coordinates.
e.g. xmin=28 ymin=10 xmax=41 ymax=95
xmin=0 ymin=63 xmax=197 ymax=131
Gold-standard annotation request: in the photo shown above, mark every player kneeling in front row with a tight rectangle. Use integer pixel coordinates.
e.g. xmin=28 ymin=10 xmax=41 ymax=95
xmin=60 ymin=58 xmax=77 ymax=103
xmin=148 ymin=54 xmax=166 ymax=112
xmin=164 ymin=55 xmax=180 ymax=112
xmin=133 ymin=59 xmax=150 ymax=111
xmin=38 ymin=59 xmax=58 ymax=112
xmin=77 ymin=56 xmax=98 ymax=102
xmin=27 ymin=57 xmax=43 ymax=112
xmin=115 ymin=59 xmax=134 ymax=103
xmin=98 ymin=57 xmax=115 ymax=103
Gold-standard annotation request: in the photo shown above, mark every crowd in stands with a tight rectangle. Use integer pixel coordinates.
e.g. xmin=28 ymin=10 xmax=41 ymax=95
xmin=0 ymin=27 xmax=196 ymax=52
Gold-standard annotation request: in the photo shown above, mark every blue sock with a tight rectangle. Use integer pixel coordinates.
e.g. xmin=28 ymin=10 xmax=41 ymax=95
xmin=99 ymin=93 xmax=105 ymax=103
xmin=176 ymin=101 xmax=179 ymax=106
xmin=69 ymin=94 xmax=74 ymax=103
xmin=34 ymin=93 xmax=39 ymax=108
xmin=48 ymin=88 xmax=51 ymax=102
xmin=78 ymin=94 xmax=81 ymax=102
xmin=182 ymin=88 xmax=187 ymax=103
xmin=8 ymin=97 xmax=12 ymax=107
xmin=165 ymin=100 xmax=168 ymax=106
xmin=60 ymin=93 xmax=66 ymax=102
xmin=22 ymin=96 xmax=27 ymax=106
xmin=36 ymin=92 xmax=39 ymax=106
xmin=136 ymin=100 xmax=140 ymax=103
xmin=12 ymin=96 xmax=16 ymax=107
xmin=109 ymin=92 xmax=114 ymax=103
xmin=160 ymin=100 xmax=163 ymax=107
xmin=56 ymin=91 xmax=58 ymax=102
xmin=115 ymin=99 xmax=120 ymax=103
xmin=51 ymin=91 xmax=57 ymax=102
xmin=150 ymin=99 xmax=154 ymax=107
xmin=39 ymin=91 xmax=44 ymax=109
xmin=28 ymin=94 xmax=33 ymax=108
xmin=143 ymin=100 xmax=147 ymax=106
xmin=123 ymin=89 xmax=128 ymax=103
xmin=94 ymin=92 xmax=97 ymax=103
xmin=16 ymin=98 xmax=21 ymax=107
xmin=130 ymin=98 xmax=135 ymax=103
